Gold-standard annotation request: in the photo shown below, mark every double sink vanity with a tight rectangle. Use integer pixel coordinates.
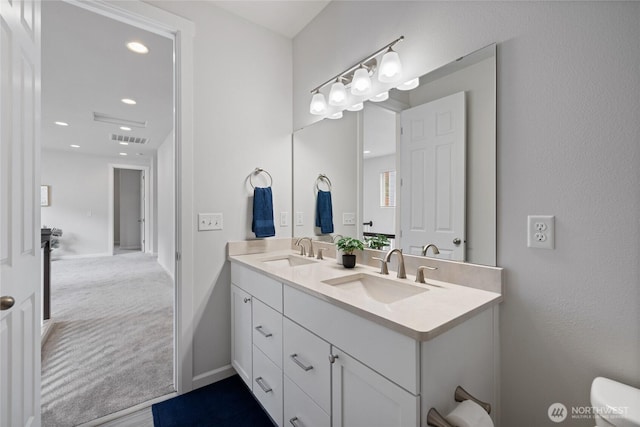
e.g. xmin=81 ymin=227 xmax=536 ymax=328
xmin=229 ymin=238 xmax=503 ymax=427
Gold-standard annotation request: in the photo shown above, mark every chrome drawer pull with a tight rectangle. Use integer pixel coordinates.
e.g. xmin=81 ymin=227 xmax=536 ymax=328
xmin=290 ymin=416 xmax=303 ymax=427
xmin=255 ymin=377 xmax=272 ymax=393
xmin=290 ymin=353 xmax=313 ymax=371
xmin=255 ymin=325 xmax=273 ymax=338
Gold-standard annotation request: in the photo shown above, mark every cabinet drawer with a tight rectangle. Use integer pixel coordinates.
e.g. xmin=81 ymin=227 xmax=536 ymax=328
xmin=232 ymin=263 xmax=283 ymax=312
xmin=284 ymin=375 xmax=330 ymax=427
xmin=284 ymin=285 xmax=419 ymax=394
xmin=253 ymin=299 xmax=283 ymax=368
xmin=283 ymin=318 xmax=330 ymax=414
xmin=253 ymin=345 xmax=283 ymax=427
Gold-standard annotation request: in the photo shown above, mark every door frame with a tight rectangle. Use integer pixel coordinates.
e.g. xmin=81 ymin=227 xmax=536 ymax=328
xmin=61 ymin=0 xmax=195 ymax=397
xmin=108 ymin=164 xmax=150 ymax=254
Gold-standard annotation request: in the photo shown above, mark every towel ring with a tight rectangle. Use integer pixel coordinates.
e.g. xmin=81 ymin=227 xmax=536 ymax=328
xmin=315 ymin=174 xmax=332 ymax=192
xmin=250 ymin=168 xmax=273 ymax=189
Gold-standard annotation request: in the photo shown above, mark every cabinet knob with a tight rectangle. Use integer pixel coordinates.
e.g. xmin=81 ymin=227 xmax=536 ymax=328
xmin=243 ymin=297 xmax=251 ymax=303
xmin=453 ymin=238 xmax=461 ymax=245
xmin=329 ymin=354 xmax=339 ymax=364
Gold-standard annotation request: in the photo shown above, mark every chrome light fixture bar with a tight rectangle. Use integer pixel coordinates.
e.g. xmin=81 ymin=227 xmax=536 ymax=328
xmin=309 ymin=36 xmax=405 ymax=116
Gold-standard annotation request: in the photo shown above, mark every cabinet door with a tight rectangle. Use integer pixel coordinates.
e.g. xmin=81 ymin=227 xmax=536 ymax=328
xmin=331 ymin=348 xmax=419 ymax=427
xmin=231 ymin=284 xmax=253 ymax=388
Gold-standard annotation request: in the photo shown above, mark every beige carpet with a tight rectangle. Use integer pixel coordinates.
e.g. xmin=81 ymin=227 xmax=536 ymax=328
xmin=41 ymin=252 xmax=174 ymax=426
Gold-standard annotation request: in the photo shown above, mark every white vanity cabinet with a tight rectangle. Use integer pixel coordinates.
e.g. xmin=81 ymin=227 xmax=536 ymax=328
xmin=230 ymin=261 xmax=498 ymax=427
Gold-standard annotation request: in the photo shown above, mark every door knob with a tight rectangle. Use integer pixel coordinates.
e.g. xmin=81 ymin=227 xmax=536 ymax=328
xmin=1 ymin=296 xmax=15 ymax=311
xmin=453 ymin=238 xmax=461 ymax=245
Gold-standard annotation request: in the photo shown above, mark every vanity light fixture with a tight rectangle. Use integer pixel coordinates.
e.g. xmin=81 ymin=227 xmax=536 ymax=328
xmin=378 ymin=47 xmax=402 ymax=83
xmin=309 ymin=90 xmax=328 ymax=115
xmin=397 ymin=78 xmax=420 ymax=91
xmin=328 ymin=79 xmax=348 ymax=106
xmin=347 ymin=102 xmax=364 ymax=112
xmin=126 ymin=41 xmax=149 ymax=54
xmin=308 ymin=36 xmax=404 ymax=117
xmin=351 ymin=66 xmax=372 ymax=96
xmin=370 ymin=91 xmax=389 ymax=103
xmin=327 ymin=111 xmax=343 ymax=120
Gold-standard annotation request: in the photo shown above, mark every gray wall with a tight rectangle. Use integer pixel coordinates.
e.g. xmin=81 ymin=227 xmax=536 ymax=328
xmin=151 ymin=1 xmax=293 ymax=384
xmin=293 ymin=2 xmax=640 ymax=426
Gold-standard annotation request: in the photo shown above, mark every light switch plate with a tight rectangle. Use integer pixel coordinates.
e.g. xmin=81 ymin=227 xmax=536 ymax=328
xmin=198 ymin=213 xmax=223 ymax=231
xmin=343 ymin=212 xmax=356 ymax=226
xmin=280 ymin=212 xmax=289 ymax=227
xmin=295 ymin=212 xmax=304 ymax=226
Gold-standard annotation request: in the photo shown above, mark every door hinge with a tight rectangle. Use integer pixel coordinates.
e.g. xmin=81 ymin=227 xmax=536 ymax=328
xmin=400 ymin=230 xmax=403 ymax=237
xmin=400 ymin=178 xmax=403 ymax=186
xmin=176 ymin=252 xmax=181 ymax=261
xmin=400 ymin=127 xmax=403 ymax=135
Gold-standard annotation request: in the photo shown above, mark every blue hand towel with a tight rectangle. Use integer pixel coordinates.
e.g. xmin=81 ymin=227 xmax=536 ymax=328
xmin=252 ymin=187 xmax=275 ymax=238
xmin=315 ymin=190 xmax=334 ymax=234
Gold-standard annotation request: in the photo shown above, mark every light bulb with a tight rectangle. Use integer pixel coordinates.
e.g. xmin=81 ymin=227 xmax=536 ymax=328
xmin=397 ymin=78 xmax=419 ymax=91
xmin=309 ymin=92 xmax=328 ymax=115
xmin=351 ymin=66 xmax=372 ymax=96
xmin=328 ymin=111 xmax=343 ymax=120
xmin=329 ymin=80 xmax=348 ymax=106
xmin=347 ymin=102 xmax=363 ymax=112
xmin=378 ymin=48 xmax=402 ymax=83
xmin=370 ymin=91 xmax=389 ymax=102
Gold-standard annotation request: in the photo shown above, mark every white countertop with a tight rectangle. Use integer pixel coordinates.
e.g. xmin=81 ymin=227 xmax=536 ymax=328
xmin=229 ymin=249 xmax=502 ymax=341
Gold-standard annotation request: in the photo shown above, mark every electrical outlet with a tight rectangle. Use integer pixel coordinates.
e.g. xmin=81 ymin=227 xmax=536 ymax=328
xmin=280 ymin=212 xmax=289 ymax=227
xmin=198 ymin=213 xmax=223 ymax=231
xmin=528 ymin=215 xmax=554 ymax=249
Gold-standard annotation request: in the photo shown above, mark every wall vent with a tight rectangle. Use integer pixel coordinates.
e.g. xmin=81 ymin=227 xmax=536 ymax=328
xmin=110 ymin=133 xmax=149 ymax=145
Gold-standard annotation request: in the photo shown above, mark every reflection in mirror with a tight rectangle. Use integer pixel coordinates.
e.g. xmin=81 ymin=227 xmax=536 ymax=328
xmin=292 ymin=113 xmax=359 ymax=240
xmin=293 ymin=44 xmax=496 ymax=266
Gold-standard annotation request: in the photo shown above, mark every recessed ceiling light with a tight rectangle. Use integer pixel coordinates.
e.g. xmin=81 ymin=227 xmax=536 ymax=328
xmin=363 ymin=150 xmax=371 ymax=154
xmin=126 ymin=41 xmax=149 ymax=54
xmin=70 ymin=144 xmax=80 ymax=148
xmin=55 ymin=121 xmax=69 ymax=126
xmin=120 ymin=126 xmax=132 ymax=131
xmin=119 ymin=142 xmax=129 ymax=146
xmin=121 ymin=98 xmax=136 ymax=105
xmin=119 ymin=152 xmax=128 ymax=156
xmin=136 ymin=153 xmax=144 ymax=156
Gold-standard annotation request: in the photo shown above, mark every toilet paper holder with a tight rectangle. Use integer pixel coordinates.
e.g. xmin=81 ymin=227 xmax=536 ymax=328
xmin=426 ymin=385 xmax=491 ymax=427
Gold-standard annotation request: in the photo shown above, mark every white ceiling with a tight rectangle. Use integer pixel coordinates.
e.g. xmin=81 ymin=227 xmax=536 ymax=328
xmin=211 ymin=0 xmax=330 ymax=39
xmin=41 ymin=1 xmax=174 ymax=159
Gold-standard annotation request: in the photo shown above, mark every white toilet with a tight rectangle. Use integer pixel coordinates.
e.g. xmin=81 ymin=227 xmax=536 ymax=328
xmin=591 ymin=377 xmax=640 ymax=427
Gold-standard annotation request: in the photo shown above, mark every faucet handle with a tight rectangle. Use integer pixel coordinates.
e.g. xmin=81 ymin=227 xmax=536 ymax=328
xmin=316 ymin=248 xmax=326 ymax=260
xmin=415 ymin=265 xmax=438 ymax=283
xmin=372 ymin=257 xmax=389 ymax=275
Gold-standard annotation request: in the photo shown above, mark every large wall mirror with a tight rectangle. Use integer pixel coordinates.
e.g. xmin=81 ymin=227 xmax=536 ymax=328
xmin=293 ymin=44 xmax=496 ymax=266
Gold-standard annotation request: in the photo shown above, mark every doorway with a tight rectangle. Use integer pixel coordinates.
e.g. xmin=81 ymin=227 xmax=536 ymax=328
xmin=40 ymin=1 xmax=177 ymax=424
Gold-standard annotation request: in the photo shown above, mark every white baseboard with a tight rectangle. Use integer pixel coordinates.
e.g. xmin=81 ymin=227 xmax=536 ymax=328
xmin=118 ymin=245 xmax=142 ymax=250
xmin=158 ymin=262 xmax=174 ymax=281
xmin=41 ymin=319 xmax=55 ymax=346
xmin=52 ymin=252 xmax=111 ymax=261
xmin=192 ymin=364 xmax=235 ymax=390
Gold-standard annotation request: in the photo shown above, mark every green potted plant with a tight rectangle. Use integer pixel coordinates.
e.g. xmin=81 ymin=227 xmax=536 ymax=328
xmin=336 ymin=237 xmax=364 ymax=269
xmin=365 ymin=234 xmax=390 ymax=250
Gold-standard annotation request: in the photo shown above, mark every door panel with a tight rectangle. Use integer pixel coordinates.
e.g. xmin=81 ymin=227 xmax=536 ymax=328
xmin=400 ymin=92 xmax=465 ymax=260
xmin=0 ymin=0 xmax=41 ymax=425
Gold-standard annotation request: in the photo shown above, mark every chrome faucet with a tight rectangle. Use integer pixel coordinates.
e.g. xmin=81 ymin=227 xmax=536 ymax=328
xmin=332 ymin=234 xmax=344 ymax=243
xmin=421 ymin=244 xmax=440 ymax=256
xmin=383 ymin=248 xmax=406 ymax=279
xmin=296 ymin=237 xmax=314 ymax=258
xmin=415 ymin=265 xmax=438 ymax=283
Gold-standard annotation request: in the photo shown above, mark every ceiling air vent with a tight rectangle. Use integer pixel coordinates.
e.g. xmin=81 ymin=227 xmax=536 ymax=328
xmin=110 ymin=133 xmax=149 ymax=145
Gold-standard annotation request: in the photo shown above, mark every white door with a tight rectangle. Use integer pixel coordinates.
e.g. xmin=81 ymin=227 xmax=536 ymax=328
xmin=139 ymin=171 xmax=145 ymax=252
xmin=0 ymin=0 xmax=42 ymax=425
xmin=400 ymin=92 xmax=466 ymax=260
xmin=331 ymin=348 xmax=418 ymax=427
xmin=230 ymin=284 xmax=252 ymax=389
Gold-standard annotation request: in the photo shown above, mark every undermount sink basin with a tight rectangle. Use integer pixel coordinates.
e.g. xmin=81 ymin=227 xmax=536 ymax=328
xmin=261 ymin=255 xmax=317 ymax=268
xmin=322 ymin=273 xmax=427 ymax=304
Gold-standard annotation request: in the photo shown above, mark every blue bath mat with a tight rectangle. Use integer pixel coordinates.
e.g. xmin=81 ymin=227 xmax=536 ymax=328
xmin=152 ymin=375 xmax=274 ymax=427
